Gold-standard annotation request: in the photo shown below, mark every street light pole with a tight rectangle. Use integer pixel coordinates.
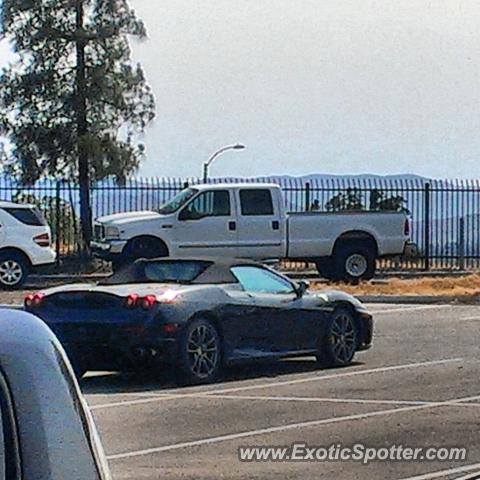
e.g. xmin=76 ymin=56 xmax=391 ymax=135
xmin=202 ymin=144 xmax=246 ymax=183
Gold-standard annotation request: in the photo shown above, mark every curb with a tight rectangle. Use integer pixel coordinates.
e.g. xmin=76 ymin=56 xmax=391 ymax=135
xmin=357 ymin=295 xmax=480 ymax=305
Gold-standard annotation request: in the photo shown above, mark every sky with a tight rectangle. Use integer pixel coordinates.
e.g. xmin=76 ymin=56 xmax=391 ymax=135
xmin=2 ymin=0 xmax=480 ymax=179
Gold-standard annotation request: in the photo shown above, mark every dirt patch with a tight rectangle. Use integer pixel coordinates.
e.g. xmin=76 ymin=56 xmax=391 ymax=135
xmin=313 ymin=274 xmax=480 ymax=298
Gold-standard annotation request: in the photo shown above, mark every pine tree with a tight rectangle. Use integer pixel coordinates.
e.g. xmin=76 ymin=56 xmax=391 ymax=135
xmin=0 ymin=0 xmax=156 ymax=244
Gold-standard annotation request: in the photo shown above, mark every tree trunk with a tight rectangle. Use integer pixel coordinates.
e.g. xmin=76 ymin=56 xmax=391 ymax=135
xmin=75 ymin=0 xmax=92 ymax=248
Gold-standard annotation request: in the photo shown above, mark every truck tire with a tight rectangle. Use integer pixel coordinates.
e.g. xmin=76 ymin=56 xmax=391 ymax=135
xmin=315 ymin=258 xmax=335 ymax=280
xmin=0 ymin=252 xmax=29 ymax=290
xmin=333 ymin=242 xmax=376 ymax=282
xmin=123 ymin=237 xmax=168 ymax=265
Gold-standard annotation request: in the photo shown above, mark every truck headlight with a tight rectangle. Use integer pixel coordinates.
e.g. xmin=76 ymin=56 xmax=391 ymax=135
xmin=104 ymin=226 xmax=120 ymax=239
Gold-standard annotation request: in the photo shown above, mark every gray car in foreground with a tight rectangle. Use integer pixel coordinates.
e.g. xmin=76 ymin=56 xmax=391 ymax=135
xmin=0 ymin=310 xmax=111 ymax=479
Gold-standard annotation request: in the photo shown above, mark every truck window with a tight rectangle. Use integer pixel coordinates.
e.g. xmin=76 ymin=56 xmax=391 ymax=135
xmin=180 ymin=190 xmax=230 ymax=219
xmin=239 ymin=189 xmax=274 ymax=216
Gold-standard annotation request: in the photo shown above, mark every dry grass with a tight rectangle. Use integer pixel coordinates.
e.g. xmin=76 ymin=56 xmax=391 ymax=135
xmin=313 ymin=274 xmax=480 ymax=297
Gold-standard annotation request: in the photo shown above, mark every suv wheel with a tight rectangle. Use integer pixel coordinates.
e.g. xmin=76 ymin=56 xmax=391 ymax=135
xmin=0 ymin=253 xmax=28 ymax=289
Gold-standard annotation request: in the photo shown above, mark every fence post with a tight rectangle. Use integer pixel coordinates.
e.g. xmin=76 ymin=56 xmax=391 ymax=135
xmin=305 ymin=182 xmax=311 ymax=211
xmin=423 ymin=182 xmax=431 ymax=271
xmin=55 ymin=181 xmax=61 ymax=269
xmin=458 ymin=217 xmax=465 ymax=270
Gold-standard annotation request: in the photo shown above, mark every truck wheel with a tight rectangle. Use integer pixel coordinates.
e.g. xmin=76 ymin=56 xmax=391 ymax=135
xmin=315 ymin=258 xmax=335 ymax=280
xmin=0 ymin=252 xmax=29 ymax=290
xmin=334 ymin=243 xmax=376 ymax=282
xmin=124 ymin=237 xmax=168 ymax=264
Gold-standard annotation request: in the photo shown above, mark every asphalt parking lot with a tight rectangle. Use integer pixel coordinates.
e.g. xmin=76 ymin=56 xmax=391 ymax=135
xmin=81 ymin=304 xmax=480 ymax=480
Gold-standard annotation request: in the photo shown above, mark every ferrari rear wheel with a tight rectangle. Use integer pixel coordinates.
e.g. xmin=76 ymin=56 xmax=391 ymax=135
xmin=316 ymin=308 xmax=357 ymax=367
xmin=178 ymin=318 xmax=221 ymax=384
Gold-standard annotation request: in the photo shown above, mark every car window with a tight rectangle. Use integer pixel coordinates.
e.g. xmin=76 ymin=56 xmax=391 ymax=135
xmin=102 ymin=260 xmax=213 ymax=285
xmin=231 ymin=266 xmax=295 ymax=294
xmin=239 ymin=189 xmax=274 ymax=216
xmin=3 ymin=207 xmax=47 ymax=226
xmin=181 ymin=190 xmax=230 ymax=219
xmin=144 ymin=260 xmax=212 ymax=283
xmin=157 ymin=188 xmax=198 ymax=214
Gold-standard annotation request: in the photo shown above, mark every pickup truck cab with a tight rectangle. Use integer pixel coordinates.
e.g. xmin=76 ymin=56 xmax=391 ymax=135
xmin=92 ymin=183 xmax=414 ymax=281
xmin=0 ymin=310 xmax=111 ymax=479
xmin=0 ymin=202 xmax=56 ymax=289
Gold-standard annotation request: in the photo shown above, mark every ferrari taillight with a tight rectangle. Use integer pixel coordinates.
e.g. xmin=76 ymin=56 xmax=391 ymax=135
xmin=124 ymin=292 xmax=177 ymax=309
xmin=125 ymin=293 xmax=139 ymax=308
xmin=140 ymin=295 xmax=157 ymax=309
xmin=25 ymin=292 xmax=45 ymax=308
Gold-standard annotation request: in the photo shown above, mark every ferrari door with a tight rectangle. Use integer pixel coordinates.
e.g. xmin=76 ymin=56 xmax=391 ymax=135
xmin=219 ymin=285 xmax=266 ymax=359
xmin=230 ymin=265 xmax=304 ymax=354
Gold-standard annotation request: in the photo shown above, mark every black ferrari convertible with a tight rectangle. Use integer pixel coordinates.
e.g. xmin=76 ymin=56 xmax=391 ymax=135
xmin=25 ymin=258 xmax=373 ymax=383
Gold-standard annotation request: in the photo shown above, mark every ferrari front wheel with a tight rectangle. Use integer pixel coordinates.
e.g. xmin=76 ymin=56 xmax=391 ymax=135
xmin=178 ymin=318 xmax=222 ymax=384
xmin=316 ymin=308 xmax=357 ymax=367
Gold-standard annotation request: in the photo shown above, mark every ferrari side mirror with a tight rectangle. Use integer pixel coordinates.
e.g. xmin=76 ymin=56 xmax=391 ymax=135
xmin=296 ymin=280 xmax=309 ymax=297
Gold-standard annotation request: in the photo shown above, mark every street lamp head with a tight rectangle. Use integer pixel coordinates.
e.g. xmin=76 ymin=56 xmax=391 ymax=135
xmin=203 ymin=143 xmax=246 ymax=182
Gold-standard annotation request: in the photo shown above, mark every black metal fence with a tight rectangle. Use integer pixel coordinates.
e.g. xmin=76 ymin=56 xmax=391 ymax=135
xmin=1 ymin=175 xmax=479 ymax=271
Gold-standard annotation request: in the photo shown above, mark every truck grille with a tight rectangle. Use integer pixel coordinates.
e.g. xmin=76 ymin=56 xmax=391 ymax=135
xmin=94 ymin=224 xmax=105 ymax=240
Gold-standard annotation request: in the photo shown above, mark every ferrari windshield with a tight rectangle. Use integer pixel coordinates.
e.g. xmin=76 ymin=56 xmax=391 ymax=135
xmin=157 ymin=188 xmax=198 ymax=214
xmin=100 ymin=260 xmax=213 ymax=285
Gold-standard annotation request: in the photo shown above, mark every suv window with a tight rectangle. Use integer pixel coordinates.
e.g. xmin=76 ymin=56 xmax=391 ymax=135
xmin=239 ymin=189 xmax=274 ymax=216
xmin=3 ymin=207 xmax=47 ymax=226
xmin=180 ymin=190 xmax=230 ymax=220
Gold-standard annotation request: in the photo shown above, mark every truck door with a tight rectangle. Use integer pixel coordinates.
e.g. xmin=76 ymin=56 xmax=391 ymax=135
xmin=173 ymin=189 xmax=239 ymax=257
xmin=235 ymin=188 xmax=285 ymax=259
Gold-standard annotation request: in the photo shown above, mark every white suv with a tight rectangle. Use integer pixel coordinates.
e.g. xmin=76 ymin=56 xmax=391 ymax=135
xmin=0 ymin=202 xmax=56 ymax=289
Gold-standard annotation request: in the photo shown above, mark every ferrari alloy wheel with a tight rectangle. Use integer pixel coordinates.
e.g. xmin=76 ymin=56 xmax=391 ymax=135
xmin=179 ymin=318 xmax=221 ymax=384
xmin=317 ymin=308 xmax=357 ymax=367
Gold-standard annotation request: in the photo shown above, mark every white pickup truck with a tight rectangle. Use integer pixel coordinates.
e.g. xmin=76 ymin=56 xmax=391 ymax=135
xmin=91 ymin=183 xmax=415 ymax=281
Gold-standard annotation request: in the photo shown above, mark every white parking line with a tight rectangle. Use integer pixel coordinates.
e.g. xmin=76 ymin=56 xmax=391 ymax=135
xmin=90 ymin=394 xmax=183 ymax=410
xmin=458 ymin=316 xmax=480 ymax=322
xmin=90 ymin=358 xmax=462 ymax=410
xmin=198 ymin=358 xmax=462 ymax=396
xmin=372 ymin=305 xmax=453 ymax=315
xmin=398 ymin=462 xmax=480 ymax=480
xmin=106 ymin=393 xmax=480 ymax=460
xmin=201 ymin=393 xmax=480 ymax=409
xmin=91 ymin=391 xmax=480 ymax=411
